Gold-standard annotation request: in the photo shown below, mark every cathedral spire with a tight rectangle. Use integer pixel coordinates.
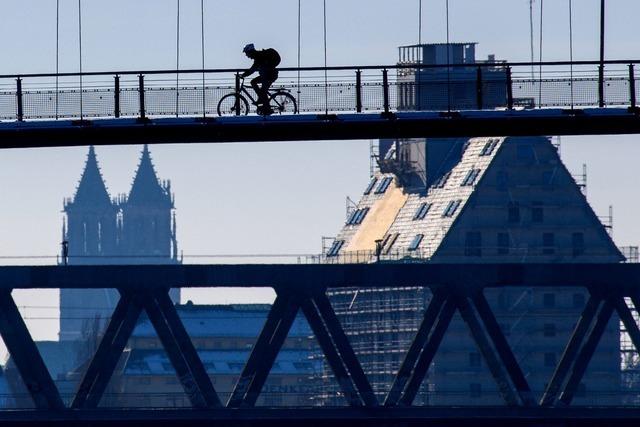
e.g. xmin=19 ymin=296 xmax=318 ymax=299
xmin=127 ymin=145 xmax=172 ymax=207
xmin=69 ymin=146 xmax=112 ymax=207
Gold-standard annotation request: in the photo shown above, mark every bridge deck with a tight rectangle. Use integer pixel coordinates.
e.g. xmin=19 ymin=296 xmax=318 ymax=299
xmin=2 ymin=108 xmax=640 ymax=149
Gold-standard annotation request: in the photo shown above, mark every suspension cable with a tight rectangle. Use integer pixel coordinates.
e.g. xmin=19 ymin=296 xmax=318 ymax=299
xmin=418 ymin=0 xmax=422 ymax=45
xmin=323 ymin=0 xmax=328 ymax=115
xmin=569 ymin=0 xmax=574 ymax=108
xmin=201 ymin=0 xmax=206 ymax=117
xmin=297 ymin=0 xmax=301 ymax=98
xmin=176 ymin=0 xmax=180 ymax=117
xmin=538 ymin=0 xmax=543 ymax=107
xmin=446 ymin=0 xmax=451 ymax=112
xmin=530 ymin=0 xmax=535 ymax=79
xmin=78 ymin=0 xmax=83 ymax=120
xmin=56 ymin=0 xmax=59 ymax=119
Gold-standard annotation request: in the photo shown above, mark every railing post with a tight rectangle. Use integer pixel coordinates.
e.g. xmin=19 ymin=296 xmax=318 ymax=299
xmin=598 ymin=64 xmax=605 ymax=108
xmin=16 ymin=77 xmax=23 ymax=122
xmin=382 ymin=68 xmax=390 ymax=114
xmin=138 ymin=74 xmax=146 ymax=119
xmin=355 ymin=69 xmax=362 ymax=113
xmin=235 ymin=73 xmax=241 ymax=116
xmin=476 ymin=67 xmax=483 ymax=110
xmin=114 ymin=75 xmax=121 ymax=118
xmin=629 ymin=64 xmax=636 ymax=109
xmin=506 ymin=66 xmax=514 ymax=110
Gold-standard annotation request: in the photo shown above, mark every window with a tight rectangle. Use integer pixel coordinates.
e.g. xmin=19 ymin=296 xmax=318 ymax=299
xmin=383 ymin=233 xmax=400 ymax=255
xmin=469 ymin=383 xmax=482 ymax=398
xmin=573 ymin=293 xmax=585 ymax=309
xmin=543 ymin=293 xmax=556 ymax=308
xmin=442 ymin=200 xmax=462 ymax=217
xmin=543 ymin=323 xmax=556 ymax=337
xmin=433 ymin=171 xmax=452 ymax=189
xmin=532 ymin=202 xmax=544 ymax=223
xmin=374 ymin=176 xmax=393 ymax=194
xmin=461 ymin=169 xmax=481 ymax=186
xmin=465 ymin=232 xmax=482 ymax=257
xmin=543 ymin=232 xmax=555 ymax=255
xmin=497 ymin=232 xmax=510 ymax=255
xmin=408 ymin=234 xmax=424 ymax=251
xmin=544 ymin=352 xmax=557 ymax=367
xmin=508 ymin=202 xmax=520 ymax=223
xmin=413 ymin=202 xmax=432 ymax=220
xmin=363 ymin=177 xmax=378 ymax=195
xmin=469 ymin=352 xmax=481 ymax=368
xmin=327 ymin=240 xmax=345 ymax=257
xmin=480 ymin=138 xmax=499 ymax=156
xmin=346 ymin=210 xmax=359 ymax=225
xmin=572 ymin=232 xmax=585 ymax=257
xmin=347 ymin=208 xmax=369 ymax=225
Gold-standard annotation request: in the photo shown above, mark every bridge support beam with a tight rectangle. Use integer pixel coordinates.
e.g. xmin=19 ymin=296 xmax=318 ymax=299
xmin=72 ymin=291 xmax=143 ymax=408
xmin=0 ymin=290 xmax=64 ymax=409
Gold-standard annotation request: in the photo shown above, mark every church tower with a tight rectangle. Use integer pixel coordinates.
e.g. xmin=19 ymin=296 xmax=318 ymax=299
xmin=60 ymin=145 xmax=180 ymax=342
xmin=119 ymin=145 xmax=179 ymax=263
xmin=60 ymin=146 xmax=119 ymax=341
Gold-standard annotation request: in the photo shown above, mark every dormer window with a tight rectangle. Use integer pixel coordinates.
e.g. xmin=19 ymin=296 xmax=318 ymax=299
xmin=346 ymin=207 xmax=369 ymax=225
xmin=413 ymin=202 xmax=432 ymax=220
xmin=374 ymin=177 xmax=393 ymax=194
xmin=363 ymin=178 xmax=378 ymax=195
xmin=327 ymin=240 xmax=345 ymax=257
xmin=461 ymin=169 xmax=481 ymax=186
xmin=479 ymin=139 xmax=499 ymax=156
xmin=442 ymin=200 xmax=462 ymax=217
xmin=408 ymin=234 xmax=424 ymax=251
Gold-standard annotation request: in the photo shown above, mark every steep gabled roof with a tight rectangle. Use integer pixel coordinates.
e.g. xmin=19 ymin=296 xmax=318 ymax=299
xmin=70 ymin=146 xmax=112 ymax=208
xmin=333 ymin=136 xmax=623 ymax=263
xmin=127 ymin=145 xmax=172 ymax=207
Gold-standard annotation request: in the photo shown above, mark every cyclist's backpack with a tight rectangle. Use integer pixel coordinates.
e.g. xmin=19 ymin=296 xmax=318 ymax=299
xmin=263 ymin=48 xmax=281 ymax=68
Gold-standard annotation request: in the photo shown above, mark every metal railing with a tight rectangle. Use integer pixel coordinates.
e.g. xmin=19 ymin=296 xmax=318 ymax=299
xmin=2 ymin=60 xmax=640 ymax=122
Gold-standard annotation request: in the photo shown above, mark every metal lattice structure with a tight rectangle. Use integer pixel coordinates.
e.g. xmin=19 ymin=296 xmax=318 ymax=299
xmin=0 ymin=264 xmax=638 ymax=426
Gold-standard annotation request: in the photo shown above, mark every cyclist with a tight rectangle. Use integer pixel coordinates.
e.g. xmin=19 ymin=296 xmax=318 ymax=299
xmin=241 ymin=43 xmax=281 ymax=114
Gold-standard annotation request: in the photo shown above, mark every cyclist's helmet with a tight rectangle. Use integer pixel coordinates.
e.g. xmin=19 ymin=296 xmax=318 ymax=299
xmin=243 ymin=43 xmax=256 ymax=54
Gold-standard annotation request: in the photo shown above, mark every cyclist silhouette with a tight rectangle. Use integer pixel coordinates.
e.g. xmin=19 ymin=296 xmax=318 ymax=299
xmin=241 ymin=44 xmax=281 ymax=114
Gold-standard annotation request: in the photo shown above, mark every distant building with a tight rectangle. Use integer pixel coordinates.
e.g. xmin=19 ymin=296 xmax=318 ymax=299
xmin=102 ymin=303 xmax=318 ymax=408
xmin=60 ymin=145 xmax=180 ymax=342
xmin=5 ymin=340 xmax=84 ymax=407
xmin=318 ymin=43 xmax=623 ymax=405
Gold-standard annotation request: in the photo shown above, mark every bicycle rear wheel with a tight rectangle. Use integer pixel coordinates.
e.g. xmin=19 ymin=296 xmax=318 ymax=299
xmin=217 ymin=93 xmax=249 ymax=116
xmin=269 ymin=91 xmax=298 ymax=114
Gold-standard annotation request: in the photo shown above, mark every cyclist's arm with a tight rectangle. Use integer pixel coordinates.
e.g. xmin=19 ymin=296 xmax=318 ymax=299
xmin=241 ymin=62 xmax=259 ymax=78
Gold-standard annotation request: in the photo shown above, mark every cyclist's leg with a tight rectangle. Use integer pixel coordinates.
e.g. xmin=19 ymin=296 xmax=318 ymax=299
xmin=251 ymin=76 xmax=266 ymax=105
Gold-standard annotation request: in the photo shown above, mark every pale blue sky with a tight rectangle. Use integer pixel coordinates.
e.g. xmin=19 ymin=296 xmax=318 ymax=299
xmin=1 ymin=1 xmax=640 ymax=343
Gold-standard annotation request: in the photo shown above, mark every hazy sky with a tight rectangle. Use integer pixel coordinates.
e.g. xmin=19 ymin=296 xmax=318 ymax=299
xmin=1 ymin=0 xmax=640 ymax=344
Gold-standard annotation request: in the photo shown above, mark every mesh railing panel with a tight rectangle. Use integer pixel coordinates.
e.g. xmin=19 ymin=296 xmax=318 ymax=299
xmin=1 ymin=67 xmax=638 ymax=121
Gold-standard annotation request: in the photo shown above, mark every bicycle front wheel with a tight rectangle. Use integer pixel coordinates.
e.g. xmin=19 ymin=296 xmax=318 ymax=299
xmin=269 ymin=92 xmax=298 ymax=114
xmin=217 ymin=93 xmax=249 ymax=116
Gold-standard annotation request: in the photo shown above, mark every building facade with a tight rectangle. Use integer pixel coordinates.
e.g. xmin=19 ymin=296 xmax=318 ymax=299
xmin=102 ymin=304 xmax=319 ymax=408
xmin=318 ymin=43 xmax=623 ymax=406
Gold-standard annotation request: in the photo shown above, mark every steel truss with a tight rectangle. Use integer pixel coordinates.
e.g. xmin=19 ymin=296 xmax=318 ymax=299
xmin=0 ymin=263 xmax=638 ymax=425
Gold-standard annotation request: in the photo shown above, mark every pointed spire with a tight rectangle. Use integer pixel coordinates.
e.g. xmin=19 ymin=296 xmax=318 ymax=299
xmin=127 ymin=145 xmax=172 ymax=206
xmin=70 ymin=146 xmax=112 ymax=207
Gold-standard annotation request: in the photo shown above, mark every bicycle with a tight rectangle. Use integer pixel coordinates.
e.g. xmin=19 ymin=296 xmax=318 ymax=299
xmin=217 ymin=77 xmax=298 ymax=116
